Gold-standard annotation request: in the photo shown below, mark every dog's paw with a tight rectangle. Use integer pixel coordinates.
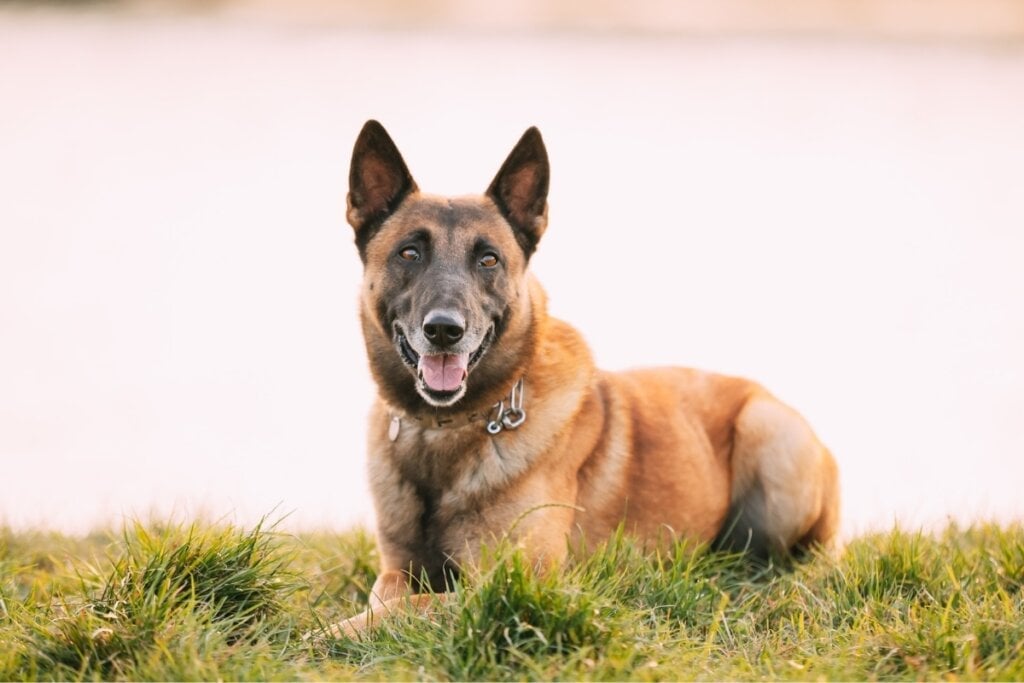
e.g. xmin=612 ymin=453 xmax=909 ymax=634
xmin=304 ymin=593 xmax=449 ymax=643
xmin=303 ymin=611 xmax=374 ymax=643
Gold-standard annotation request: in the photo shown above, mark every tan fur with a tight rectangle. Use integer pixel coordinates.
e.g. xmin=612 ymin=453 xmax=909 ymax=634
xmin=325 ymin=121 xmax=840 ymax=638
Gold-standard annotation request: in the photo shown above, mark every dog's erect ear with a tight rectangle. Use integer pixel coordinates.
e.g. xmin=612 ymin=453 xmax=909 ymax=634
xmin=348 ymin=120 xmax=418 ymax=256
xmin=486 ymin=127 xmax=549 ymax=259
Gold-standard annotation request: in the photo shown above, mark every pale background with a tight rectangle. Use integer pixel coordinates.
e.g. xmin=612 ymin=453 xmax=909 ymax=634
xmin=2 ymin=1 xmax=1022 ymax=537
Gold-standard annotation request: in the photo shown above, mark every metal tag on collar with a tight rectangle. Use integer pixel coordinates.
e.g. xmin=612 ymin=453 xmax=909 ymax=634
xmin=502 ymin=378 xmax=527 ymax=429
xmin=487 ymin=378 xmax=526 ymax=435
xmin=388 ymin=415 xmax=401 ymax=442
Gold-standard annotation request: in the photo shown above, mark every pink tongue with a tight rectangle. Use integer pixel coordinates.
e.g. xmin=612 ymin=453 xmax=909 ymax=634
xmin=418 ymin=353 xmax=469 ymax=392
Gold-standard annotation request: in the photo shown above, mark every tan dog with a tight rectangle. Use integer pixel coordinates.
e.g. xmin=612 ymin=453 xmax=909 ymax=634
xmin=334 ymin=120 xmax=839 ymax=635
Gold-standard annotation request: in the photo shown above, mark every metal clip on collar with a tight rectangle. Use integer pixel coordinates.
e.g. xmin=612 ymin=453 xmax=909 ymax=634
xmin=487 ymin=378 xmax=526 ymax=435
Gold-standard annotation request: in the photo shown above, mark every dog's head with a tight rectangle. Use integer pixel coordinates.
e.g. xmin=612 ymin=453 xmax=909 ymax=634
xmin=347 ymin=120 xmax=549 ymax=410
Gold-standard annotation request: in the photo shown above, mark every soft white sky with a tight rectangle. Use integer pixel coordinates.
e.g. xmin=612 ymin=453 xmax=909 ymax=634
xmin=2 ymin=11 xmax=1022 ymax=536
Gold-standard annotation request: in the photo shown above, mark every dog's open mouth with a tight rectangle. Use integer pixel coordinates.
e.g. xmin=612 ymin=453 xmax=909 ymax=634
xmin=396 ymin=326 xmax=494 ymax=405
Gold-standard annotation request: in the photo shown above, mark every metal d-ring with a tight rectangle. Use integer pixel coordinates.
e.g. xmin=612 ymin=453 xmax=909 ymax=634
xmin=485 ymin=378 xmax=528 ymax=434
xmin=501 ymin=378 xmax=526 ymax=430
xmin=487 ymin=401 xmax=505 ymax=434
xmin=501 ymin=408 xmax=526 ymax=430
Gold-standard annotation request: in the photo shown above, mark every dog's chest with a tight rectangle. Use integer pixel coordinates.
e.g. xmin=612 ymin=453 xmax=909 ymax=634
xmin=389 ymin=424 xmax=533 ymax=510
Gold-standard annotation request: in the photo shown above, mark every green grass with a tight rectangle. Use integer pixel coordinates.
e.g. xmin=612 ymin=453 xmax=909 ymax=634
xmin=1 ymin=519 xmax=1022 ymax=681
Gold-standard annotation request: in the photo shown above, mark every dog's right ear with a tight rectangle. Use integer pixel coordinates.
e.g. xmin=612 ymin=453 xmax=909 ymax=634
xmin=347 ymin=120 xmax=418 ymax=257
xmin=486 ymin=127 xmax=549 ymax=260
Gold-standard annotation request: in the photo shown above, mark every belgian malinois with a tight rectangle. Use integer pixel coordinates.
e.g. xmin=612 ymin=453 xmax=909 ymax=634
xmin=334 ymin=120 xmax=839 ymax=635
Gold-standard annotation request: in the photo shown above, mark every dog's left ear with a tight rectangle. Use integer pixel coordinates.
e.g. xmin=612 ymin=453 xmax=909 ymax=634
xmin=348 ymin=120 xmax=418 ymax=259
xmin=486 ymin=127 xmax=549 ymax=259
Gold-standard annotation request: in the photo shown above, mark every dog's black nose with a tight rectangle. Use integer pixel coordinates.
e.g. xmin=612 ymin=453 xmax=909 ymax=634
xmin=422 ymin=310 xmax=465 ymax=347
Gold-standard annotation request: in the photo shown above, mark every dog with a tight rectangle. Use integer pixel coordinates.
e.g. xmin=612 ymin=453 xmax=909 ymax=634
xmin=332 ymin=120 xmax=839 ymax=636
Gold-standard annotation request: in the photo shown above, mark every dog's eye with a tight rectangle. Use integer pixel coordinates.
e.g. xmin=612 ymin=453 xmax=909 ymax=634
xmin=479 ymin=253 xmax=499 ymax=268
xmin=399 ymin=247 xmax=420 ymax=262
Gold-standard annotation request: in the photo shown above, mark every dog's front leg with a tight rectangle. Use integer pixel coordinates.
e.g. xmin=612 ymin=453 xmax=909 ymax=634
xmin=326 ymin=569 xmax=447 ymax=639
xmin=367 ymin=568 xmax=411 ymax=610
xmin=324 ymin=569 xmax=409 ymax=638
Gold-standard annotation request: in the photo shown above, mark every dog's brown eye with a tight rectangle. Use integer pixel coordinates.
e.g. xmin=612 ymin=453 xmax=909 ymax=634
xmin=479 ymin=253 xmax=499 ymax=268
xmin=399 ymin=247 xmax=420 ymax=262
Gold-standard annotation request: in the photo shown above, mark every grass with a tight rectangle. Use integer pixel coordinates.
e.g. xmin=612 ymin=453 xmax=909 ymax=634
xmin=0 ymin=519 xmax=1022 ymax=681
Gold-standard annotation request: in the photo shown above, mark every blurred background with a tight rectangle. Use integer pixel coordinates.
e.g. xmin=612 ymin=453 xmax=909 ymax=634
xmin=2 ymin=0 xmax=1022 ymax=537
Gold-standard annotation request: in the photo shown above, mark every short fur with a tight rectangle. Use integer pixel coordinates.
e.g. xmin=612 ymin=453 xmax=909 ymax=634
xmin=332 ymin=120 xmax=839 ymax=635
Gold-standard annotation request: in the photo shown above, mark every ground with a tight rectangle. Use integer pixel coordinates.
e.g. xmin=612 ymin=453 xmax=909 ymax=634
xmin=1 ymin=519 xmax=1022 ymax=680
